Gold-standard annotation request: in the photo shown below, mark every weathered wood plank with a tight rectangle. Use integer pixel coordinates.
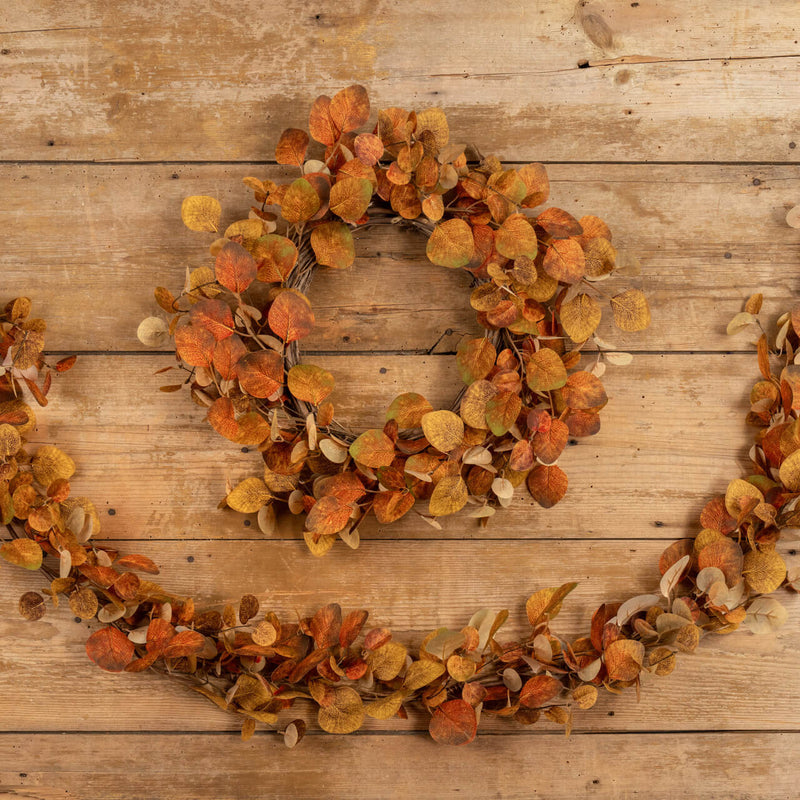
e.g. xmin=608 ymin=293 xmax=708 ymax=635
xmin=1 ymin=2 xmax=799 ymax=162
xmin=0 ymin=539 xmax=797 ymax=732
xmin=0 ymin=731 xmax=796 ymax=800
xmin=27 ymin=352 xmax=756 ymax=541
xmin=2 ymin=164 xmax=798 ymax=353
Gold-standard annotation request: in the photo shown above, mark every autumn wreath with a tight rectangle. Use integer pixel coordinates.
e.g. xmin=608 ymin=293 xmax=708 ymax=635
xmin=138 ymin=85 xmax=651 ymax=555
xmin=1 ymin=295 xmax=797 ymax=745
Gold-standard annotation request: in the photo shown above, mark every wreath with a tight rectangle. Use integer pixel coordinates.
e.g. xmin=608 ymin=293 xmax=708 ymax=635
xmin=137 ymin=85 xmax=651 ymax=555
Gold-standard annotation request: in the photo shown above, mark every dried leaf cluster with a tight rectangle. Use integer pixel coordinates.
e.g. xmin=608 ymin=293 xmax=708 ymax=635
xmin=0 ymin=297 xmax=75 ymax=407
xmin=142 ymin=85 xmax=651 ymax=554
xmin=5 ymin=296 xmax=796 ymax=745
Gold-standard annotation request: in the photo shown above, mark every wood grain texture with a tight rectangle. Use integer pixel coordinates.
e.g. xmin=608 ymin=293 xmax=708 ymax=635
xmin=25 ymin=352 xmax=758 ymax=541
xmin=1 ymin=1 xmax=799 ymax=162
xmin=2 ymin=1 xmax=799 ymax=795
xmin=1 ymin=539 xmax=798 ymax=732
xmin=0 ymin=732 xmax=795 ymax=800
xmin=2 ymin=163 xmax=799 ymax=353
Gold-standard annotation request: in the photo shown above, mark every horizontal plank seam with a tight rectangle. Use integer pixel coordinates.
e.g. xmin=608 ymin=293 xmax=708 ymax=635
xmin=583 ymin=52 xmax=800 ymax=69
xmin=46 ymin=349 xmax=755 ymax=357
xmin=0 ymin=25 xmax=95 ymax=34
xmin=0 ymin=728 xmax=796 ymax=737
xmin=2 ymin=160 xmax=800 ymax=167
xmin=93 ymin=536 xmax=700 ymax=543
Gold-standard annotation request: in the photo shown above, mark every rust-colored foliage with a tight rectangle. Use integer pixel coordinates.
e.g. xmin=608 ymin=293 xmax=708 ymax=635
xmin=140 ymin=86 xmax=652 ymax=555
xmin=2 ymin=296 xmax=798 ymax=744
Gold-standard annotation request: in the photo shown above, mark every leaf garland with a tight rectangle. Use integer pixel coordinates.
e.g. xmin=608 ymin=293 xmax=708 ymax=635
xmin=3 ymin=296 xmax=798 ymax=746
xmin=141 ymin=85 xmax=651 ymax=555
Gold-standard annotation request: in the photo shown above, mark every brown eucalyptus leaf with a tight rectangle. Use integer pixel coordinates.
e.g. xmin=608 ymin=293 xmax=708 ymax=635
xmin=386 ymin=393 xmax=433 ymax=428
xmin=238 ymin=351 xmax=283 ymax=398
xmin=306 ymin=496 xmax=352 ymax=536
xmin=456 ymin=338 xmax=497 ymax=384
xmin=495 ymin=214 xmax=538 ymax=260
xmin=526 ymin=348 xmax=567 ymax=392
xmin=281 ymin=178 xmax=321 ymax=224
xmin=429 ymin=475 xmax=469 ymax=517
xmin=365 ymin=690 xmax=406 ymax=720
xmin=330 ymin=177 xmax=373 ymax=222
xmin=275 ymin=128 xmax=309 ymax=166
xmin=310 ymin=222 xmax=355 ymax=269
xmin=421 ymin=410 xmax=464 ymax=453
xmin=349 ymin=429 xmax=395 ymax=468
xmin=0 ymin=538 xmax=43 ymax=570
xmin=329 ymin=85 xmax=370 ymax=133
xmin=561 ymin=372 xmax=608 ymax=410
xmin=368 ymin=641 xmax=407 ymax=681
xmin=317 ymin=686 xmax=364 ymax=734
xmin=520 ymin=674 xmax=562 ymax=708
xmin=604 ymin=638 xmax=645 ymax=681
xmin=404 ymin=659 xmax=446 ymax=691
xmin=226 ymin=478 xmax=272 ymax=513
xmin=85 ymin=627 xmax=136 ymax=672
xmin=426 ymin=219 xmax=475 ymax=268
xmin=429 ymin=699 xmax=477 ymax=745
xmin=309 ymin=95 xmax=338 ymax=145
xmin=537 ymin=207 xmax=582 ymax=239
xmin=560 ymin=293 xmax=602 ymax=342
xmin=181 ymin=195 xmax=221 ymax=232
xmin=527 ymin=464 xmax=568 ymax=508
xmin=611 ymin=289 xmax=651 ymax=332
xmin=254 ymin=234 xmax=299 ymax=282
xmin=215 ymin=241 xmax=257 ymax=294
xmin=268 ymin=289 xmax=314 ymax=343
xmin=18 ymin=591 xmax=46 ymax=621
xmin=32 ymin=445 xmax=75 ymax=486
xmin=742 ymin=550 xmax=787 ymax=594
xmin=288 ymin=364 xmax=335 ymax=405
xmin=542 ymin=238 xmax=585 ymax=284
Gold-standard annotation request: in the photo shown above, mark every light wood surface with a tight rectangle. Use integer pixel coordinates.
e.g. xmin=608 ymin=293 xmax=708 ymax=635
xmin=1 ymin=733 xmax=796 ymax=800
xmin=1 ymin=1 xmax=798 ymax=798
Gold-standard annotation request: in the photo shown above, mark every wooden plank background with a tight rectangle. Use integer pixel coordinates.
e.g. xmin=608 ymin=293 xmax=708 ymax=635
xmin=1 ymin=1 xmax=799 ymax=797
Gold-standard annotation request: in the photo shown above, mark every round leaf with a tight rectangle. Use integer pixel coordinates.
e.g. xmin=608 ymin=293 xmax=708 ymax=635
xmin=604 ymin=638 xmax=645 ymax=682
xmin=428 ymin=699 xmax=477 ymax=746
xmin=743 ymin=550 xmax=787 ymax=594
xmin=386 ymin=393 xmax=433 ymax=428
xmin=527 ymin=464 xmax=568 ymax=508
xmin=349 ymin=429 xmax=395 ymax=468
xmin=310 ymin=222 xmax=355 ymax=269
xmin=526 ymin=348 xmax=567 ymax=392
xmin=542 ymin=238 xmax=585 ymax=283
xmin=288 ymin=364 xmax=335 ymax=405
xmin=429 ymin=475 xmax=469 ymax=517
xmin=426 ymin=219 xmax=475 ymax=269
xmin=329 ymin=177 xmax=373 ymax=222
xmin=268 ymin=289 xmax=315 ymax=343
xmin=611 ymin=289 xmax=651 ymax=332
xmin=421 ymin=410 xmax=464 ymax=453
xmin=226 ymin=478 xmax=272 ymax=513
xmin=215 ymin=241 xmax=257 ymax=294
xmin=85 ymin=627 xmax=136 ymax=673
xmin=281 ymin=178 xmax=321 ymax=224
xmin=495 ymin=214 xmax=538 ymax=260
xmin=317 ymin=686 xmax=364 ymax=734
xmin=0 ymin=538 xmax=43 ymax=570
xmin=181 ymin=195 xmax=221 ymax=232
xmin=237 ymin=351 xmax=283 ymax=398
xmin=560 ymin=293 xmax=602 ymax=342
xmin=254 ymin=235 xmax=298 ymax=283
